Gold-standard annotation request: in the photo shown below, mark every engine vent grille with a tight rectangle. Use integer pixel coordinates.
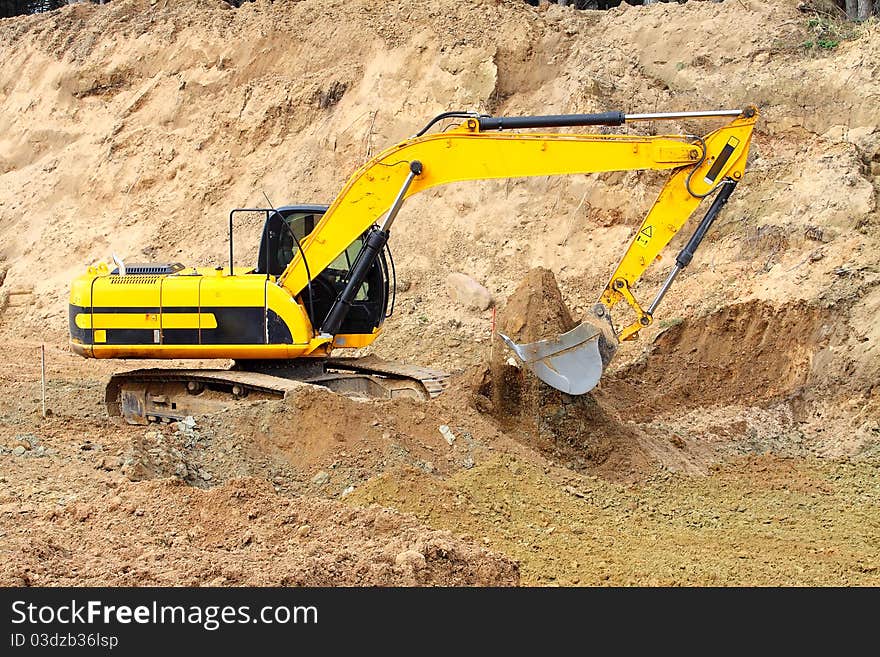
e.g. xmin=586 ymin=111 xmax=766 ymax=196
xmin=110 ymin=262 xmax=185 ymax=276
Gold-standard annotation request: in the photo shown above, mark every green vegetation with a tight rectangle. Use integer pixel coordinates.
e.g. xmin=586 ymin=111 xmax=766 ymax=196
xmin=658 ymin=317 xmax=684 ymax=329
xmin=802 ymin=15 xmax=858 ymax=52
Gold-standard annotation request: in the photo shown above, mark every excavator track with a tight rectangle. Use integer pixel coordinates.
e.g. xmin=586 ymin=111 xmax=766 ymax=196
xmin=106 ymin=357 xmax=450 ymax=425
xmin=325 ymin=356 xmax=450 ymax=398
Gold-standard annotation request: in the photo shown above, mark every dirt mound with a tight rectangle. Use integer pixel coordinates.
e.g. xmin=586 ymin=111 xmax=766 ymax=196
xmin=602 ymin=300 xmax=835 ymax=419
xmin=598 ymin=296 xmax=879 ymax=426
xmin=0 ymin=476 xmax=517 ymax=586
xmin=121 ymin=381 xmax=509 ymax=496
xmin=0 ymin=344 xmax=519 ymax=587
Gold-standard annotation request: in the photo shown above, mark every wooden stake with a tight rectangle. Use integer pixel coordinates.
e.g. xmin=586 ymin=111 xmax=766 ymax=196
xmin=490 ymin=306 xmax=497 ymax=362
xmin=40 ymin=344 xmax=46 ymax=419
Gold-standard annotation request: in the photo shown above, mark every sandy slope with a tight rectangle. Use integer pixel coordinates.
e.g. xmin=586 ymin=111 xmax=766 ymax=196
xmin=0 ymin=0 xmax=878 ymax=585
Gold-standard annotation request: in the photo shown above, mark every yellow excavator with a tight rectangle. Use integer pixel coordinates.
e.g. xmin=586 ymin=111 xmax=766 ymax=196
xmin=69 ymin=106 xmax=758 ymax=423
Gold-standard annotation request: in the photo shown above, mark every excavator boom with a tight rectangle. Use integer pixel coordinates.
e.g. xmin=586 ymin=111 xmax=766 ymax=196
xmin=278 ymin=109 xmax=757 ymax=303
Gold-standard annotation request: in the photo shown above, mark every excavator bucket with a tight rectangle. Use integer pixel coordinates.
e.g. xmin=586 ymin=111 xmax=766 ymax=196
xmin=499 ymin=304 xmax=618 ymax=395
xmin=500 ymin=321 xmax=609 ymax=395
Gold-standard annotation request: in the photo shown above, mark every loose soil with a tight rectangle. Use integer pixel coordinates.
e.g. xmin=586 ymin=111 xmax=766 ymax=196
xmin=0 ymin=0 xmax=878 ymax=586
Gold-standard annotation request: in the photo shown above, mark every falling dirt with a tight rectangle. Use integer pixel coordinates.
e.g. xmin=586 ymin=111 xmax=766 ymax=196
xmin=1 ymin=0 xmax=879 ymax=586
xmin=471 ymin=267 xmax=656 ymax=479
xmin=485 ymin=267 xmax=576 ymax=423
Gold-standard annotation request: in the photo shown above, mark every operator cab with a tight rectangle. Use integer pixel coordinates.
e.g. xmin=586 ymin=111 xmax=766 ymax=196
xmin=256 ymin=205 xmax=394 ymax=335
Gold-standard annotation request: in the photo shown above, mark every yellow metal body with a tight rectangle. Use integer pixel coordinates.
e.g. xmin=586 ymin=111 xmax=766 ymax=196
xmin=69 ymin=264 xmax=334 ymax=359
xmin=69 ymin=107 xmax=758 ymax=360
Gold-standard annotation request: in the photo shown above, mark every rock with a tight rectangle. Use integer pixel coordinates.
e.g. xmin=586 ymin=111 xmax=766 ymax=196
xmin=473 ymin=394 xmax=494 ymax=413
xmin=462 ymin=454 xmax=475 ymax=469
xmin=845 ymin=126 xmax=878 ymax=159
xmin=439 ymin=425 xmax=456 ymax=445
xmin=297 ymin=524 xmax=311 ymax=537
xmin=563 ymin=485 xmax=586 ymax=499
xmin=184 ymin=416 xmax=196 ymax=428
xmin=312 ymin=471 xmax=330 ymax=485
xmin=174 ymin=462 xmax=188 ymax=478
xmin=445 ymin=273 xmax=493 ymax=311
xmin=12 ymin=446 xmax=25 ymax=456
xmin=822 ymin=124 xmax=847 ymax=142
xmin=15 ymin=433 xmax=38 ymax=446
xmin=395 ymin=550 xmax=426 ymax=570
xmin=396 ymin=278 xmax=412 ymax=293
xmin=341 ymin=485 xmax=355 ymax=497
xmin=96 ymin=457 xmax=115 ymax=471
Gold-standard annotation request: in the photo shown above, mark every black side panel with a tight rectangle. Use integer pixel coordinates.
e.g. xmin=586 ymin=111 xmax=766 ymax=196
xmin=69 ymin=304 xmax=91 ymax=344
xmin=105 ymin=329 xmax=156 ymax=345
xmin=162 ymin=329 xmax=200 ymax=345
xmin=70 ymin=305 xmax=268 ymax=346
xmin=267 ymin=309 xmax=293 ymax=344
xmin=200 ymin=307 xmax=266 ymax=344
